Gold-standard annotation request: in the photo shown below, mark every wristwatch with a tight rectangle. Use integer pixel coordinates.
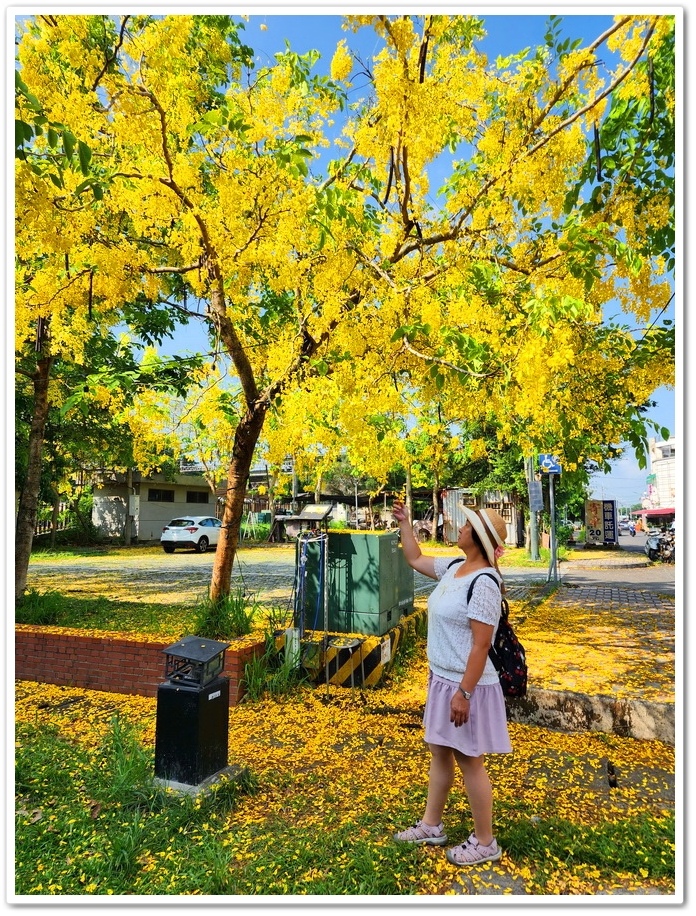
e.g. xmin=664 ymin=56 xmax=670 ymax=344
xmin=458 ymin=687 xmax=472 ymax=700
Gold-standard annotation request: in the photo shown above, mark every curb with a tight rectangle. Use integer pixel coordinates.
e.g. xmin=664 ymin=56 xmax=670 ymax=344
xmin=506 ymin=687 xmax=674 ymax=745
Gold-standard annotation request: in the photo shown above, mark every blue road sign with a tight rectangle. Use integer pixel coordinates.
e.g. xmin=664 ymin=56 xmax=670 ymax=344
xmin=538 ymin=454 xmax=562 ymax=474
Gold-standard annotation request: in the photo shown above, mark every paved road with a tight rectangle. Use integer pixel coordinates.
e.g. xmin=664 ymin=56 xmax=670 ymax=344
xmin=559 ymin=532 xmax=676 ymax=596
xmin=27 ymin=532 xmax=676 ymax=605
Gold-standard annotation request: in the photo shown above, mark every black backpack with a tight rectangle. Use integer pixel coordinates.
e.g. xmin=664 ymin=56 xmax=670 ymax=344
xmin=447 ymin=561 xmax=528 ymax=698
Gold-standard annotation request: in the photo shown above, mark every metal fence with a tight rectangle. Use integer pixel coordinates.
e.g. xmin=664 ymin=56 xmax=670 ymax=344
xmin=33 ymin=503 xmax=75 ymax=536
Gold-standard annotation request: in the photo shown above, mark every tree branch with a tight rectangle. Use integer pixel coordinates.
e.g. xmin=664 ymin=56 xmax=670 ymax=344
xmin=91 ymin=15 xmax=130 ymax=93
xmin=319 ymin=146 xmax=357 ymax=191
xmin=399 ymin=336 xmax=500 ymax=379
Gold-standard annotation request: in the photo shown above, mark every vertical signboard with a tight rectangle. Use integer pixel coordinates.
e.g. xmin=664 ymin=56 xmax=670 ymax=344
xmin=585 ymin=500 xmax=604 ymax=545
xmin=602 ymin=500 xmax=618 ymax=545
xmin=585 ymin=499 xmax=618 ymax=545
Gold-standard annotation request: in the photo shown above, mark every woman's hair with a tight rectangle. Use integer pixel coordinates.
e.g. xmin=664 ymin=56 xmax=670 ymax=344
xmin=469 ymin=522 xmax=488 ymax=559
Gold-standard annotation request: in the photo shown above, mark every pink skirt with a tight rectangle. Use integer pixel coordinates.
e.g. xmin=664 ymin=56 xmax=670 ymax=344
xmin=423 ymin=671 xmax=513 ymax=756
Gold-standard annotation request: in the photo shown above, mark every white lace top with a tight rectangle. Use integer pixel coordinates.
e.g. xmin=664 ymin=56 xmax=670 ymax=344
xmin=426 ymin=557 xmax=502 ymax=684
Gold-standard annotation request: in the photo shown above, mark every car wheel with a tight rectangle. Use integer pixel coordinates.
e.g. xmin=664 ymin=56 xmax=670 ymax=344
xmin=162 ymin=544 xmax=175 ymax=554
xmin=648 ymin=548 xmax=659 ymax=560
xmin=196 ymin=536 xmax=209 ymax=553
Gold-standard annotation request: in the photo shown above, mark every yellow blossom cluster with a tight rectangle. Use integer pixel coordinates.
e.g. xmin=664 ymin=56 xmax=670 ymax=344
xmin=330 ymin=40 xmax=353 ymax=82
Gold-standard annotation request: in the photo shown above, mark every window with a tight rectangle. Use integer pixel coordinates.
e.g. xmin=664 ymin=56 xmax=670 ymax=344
xmin=186 ymin=491 xmax=209 ymax=504
xmin=484 ymin=501 xmax=512 ymax=522
xmin=148 ymin=488 xmax=175 ymax=502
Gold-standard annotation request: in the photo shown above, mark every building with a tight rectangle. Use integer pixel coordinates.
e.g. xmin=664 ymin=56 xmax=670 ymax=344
xmin=632 ymin=436 xmax=676 ymax=530
xmin=92 ymin=470 xmax=215 ymax=542
xmin=441 ymin=488 xmax=523 ymax=547
xmin=643 ymin=436 xmax=676 ymax=509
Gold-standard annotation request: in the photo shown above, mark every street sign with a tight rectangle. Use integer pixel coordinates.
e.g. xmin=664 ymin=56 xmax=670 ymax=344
xmin=528 ymin=478 xmax=544 ymax=512
xmin=538 ymin=454 xmax=562 ymax=474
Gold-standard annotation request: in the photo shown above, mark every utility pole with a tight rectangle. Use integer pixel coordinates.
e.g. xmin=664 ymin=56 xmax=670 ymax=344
xmin=291 ymin=457 xmax=298 ymax=513
xmin=547 ymin=471 xmax=560 ymax=583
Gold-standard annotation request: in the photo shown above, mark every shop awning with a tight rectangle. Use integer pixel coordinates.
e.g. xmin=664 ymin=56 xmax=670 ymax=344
xmin=634 ymin=507 xmax=675 ymax=516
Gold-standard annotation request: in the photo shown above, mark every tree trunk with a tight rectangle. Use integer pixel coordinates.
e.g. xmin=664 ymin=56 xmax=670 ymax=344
xmin=49 ymin=491 xmax=60 ymax=549
xmin=124 ymin=467 xmax=133 ymax=545
xmin=314 ymin=474 xmax=322 ymax=505
xmin=209 ymin=402 xmax=267 ymax=601
xmin=431 ymin=477 xmax=440 ymax=540
xmin=15 ymin=357 xmax=53 ymax=602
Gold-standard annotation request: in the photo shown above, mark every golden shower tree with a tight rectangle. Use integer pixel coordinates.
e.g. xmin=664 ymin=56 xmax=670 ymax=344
xmin=15 ymin=13 xmax=675 ymax=599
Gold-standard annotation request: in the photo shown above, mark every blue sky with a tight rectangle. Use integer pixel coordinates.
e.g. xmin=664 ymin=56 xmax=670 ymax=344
xmin=148 ymin=9 xmax=677 ymax=506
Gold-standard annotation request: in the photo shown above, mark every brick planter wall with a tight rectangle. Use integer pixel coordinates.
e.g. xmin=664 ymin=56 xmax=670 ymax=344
xmin=14 ymin=628 xmax=265 ymax=706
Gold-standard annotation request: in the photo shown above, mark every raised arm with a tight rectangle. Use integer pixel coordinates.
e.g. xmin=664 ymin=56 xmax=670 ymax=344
xmin=392 ymin=500 xmax=437 ymax=579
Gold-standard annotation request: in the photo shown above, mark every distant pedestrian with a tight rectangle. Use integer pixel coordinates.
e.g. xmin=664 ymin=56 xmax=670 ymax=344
xmin=390 ymin=500 xmax=512 ymax=866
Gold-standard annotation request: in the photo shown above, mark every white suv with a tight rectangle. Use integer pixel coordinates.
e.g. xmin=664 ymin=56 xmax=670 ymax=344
xmin=160 ymin=516 xmax=222 ymax=553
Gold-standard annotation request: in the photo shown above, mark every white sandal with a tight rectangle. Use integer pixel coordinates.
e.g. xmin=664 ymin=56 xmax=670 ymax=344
xmin=393 ymin=820 xmax=448 ymax=846
xmin=446 ymin=833 xmax=502 ymax=865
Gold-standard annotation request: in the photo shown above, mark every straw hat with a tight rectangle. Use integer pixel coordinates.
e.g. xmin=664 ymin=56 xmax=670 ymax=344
xmin=461 ymin=505 xmax=508 ymax=567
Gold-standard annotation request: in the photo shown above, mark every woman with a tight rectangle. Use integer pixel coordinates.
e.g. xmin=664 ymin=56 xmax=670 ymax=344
xmin=391 ymin=500 xmax=512 ymax=866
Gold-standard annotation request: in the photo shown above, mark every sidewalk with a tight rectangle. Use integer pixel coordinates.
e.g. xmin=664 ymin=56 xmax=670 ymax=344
xmin=507 ymin=579 xmax=675 ymax=743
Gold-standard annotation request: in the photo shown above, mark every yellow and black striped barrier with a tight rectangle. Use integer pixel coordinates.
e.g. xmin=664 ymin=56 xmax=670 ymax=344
xmin=273 ymin=606 xmax=427 ymax=688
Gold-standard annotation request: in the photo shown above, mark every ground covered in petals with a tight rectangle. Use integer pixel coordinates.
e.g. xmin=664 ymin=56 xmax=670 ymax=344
xmin=16 ymin=546 xmax=676 ymax=897
xmin=15 ymin=645 xmax=675 ymax=897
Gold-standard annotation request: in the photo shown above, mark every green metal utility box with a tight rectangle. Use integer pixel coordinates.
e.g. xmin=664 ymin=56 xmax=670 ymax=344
xmin=296 ymin=531 xmax=414 ymax=636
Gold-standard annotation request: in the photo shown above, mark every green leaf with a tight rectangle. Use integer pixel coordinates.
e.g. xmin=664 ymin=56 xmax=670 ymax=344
xmin=77 ymin=140 xmax=92 ymax=175
xmin=63 ymin=131 xmax=76 ymax=160
xmin=74 ymin=178 xmax=94 ymax=196
xmin=15 ymin=120 xmax=34 ymax=146
xmin=15 ymin=71 xmax=43 ymax=113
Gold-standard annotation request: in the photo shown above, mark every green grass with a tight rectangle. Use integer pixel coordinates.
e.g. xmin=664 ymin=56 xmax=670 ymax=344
xmin=15 ymin=716 xmax=260 ymax=896
xmin=29 ymin=542 xmax=284 ymax=563
xmin=15 ymin=587 xmax=291 ymax=642
xmin=15 ymin=588 xmax=198 ymax=635
xmin=500 ymin=812 xmax=675 ymax=881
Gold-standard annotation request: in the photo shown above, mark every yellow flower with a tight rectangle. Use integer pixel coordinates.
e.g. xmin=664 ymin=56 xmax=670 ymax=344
xmin=330 ymin=40 xmax=353 ymax=82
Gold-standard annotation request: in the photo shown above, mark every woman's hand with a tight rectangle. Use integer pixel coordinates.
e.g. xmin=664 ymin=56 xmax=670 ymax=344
xmin=392 ymin=499 xmax=437 ymax=579
xmin=392 ymin=500 xmax=410 ymax=524
xmin=450 ymin=692 xmax=470 ymax=727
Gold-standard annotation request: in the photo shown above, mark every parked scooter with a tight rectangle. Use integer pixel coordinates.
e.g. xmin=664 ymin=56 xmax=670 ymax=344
xmin=645 ymin=530 xmax=662 ymax=561
xmin=645 ymin=528 xmax=675 ymax=563
xmin=658 ymin=529 xmax=675 ymax=564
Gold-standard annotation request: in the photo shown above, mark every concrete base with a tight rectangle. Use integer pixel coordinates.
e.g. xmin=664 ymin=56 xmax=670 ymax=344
xmin=153 ymin=763 xmax=245 ymax=797
xmin=506 ymin=687 xmax=675 ymax=745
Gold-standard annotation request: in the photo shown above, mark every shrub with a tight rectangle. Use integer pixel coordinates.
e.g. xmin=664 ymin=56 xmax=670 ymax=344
xmin=191 ymin=587 xmax=257 ymax=640
xmin=242 ymin=636 xmax=308 ymax=701
xmin=240 ymin=522 xmax=271 ymax=541
xmin=556 ymin=523 xmax=574 ymax=546
xmin=15 ymin=588 xmax=63 ymax=626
